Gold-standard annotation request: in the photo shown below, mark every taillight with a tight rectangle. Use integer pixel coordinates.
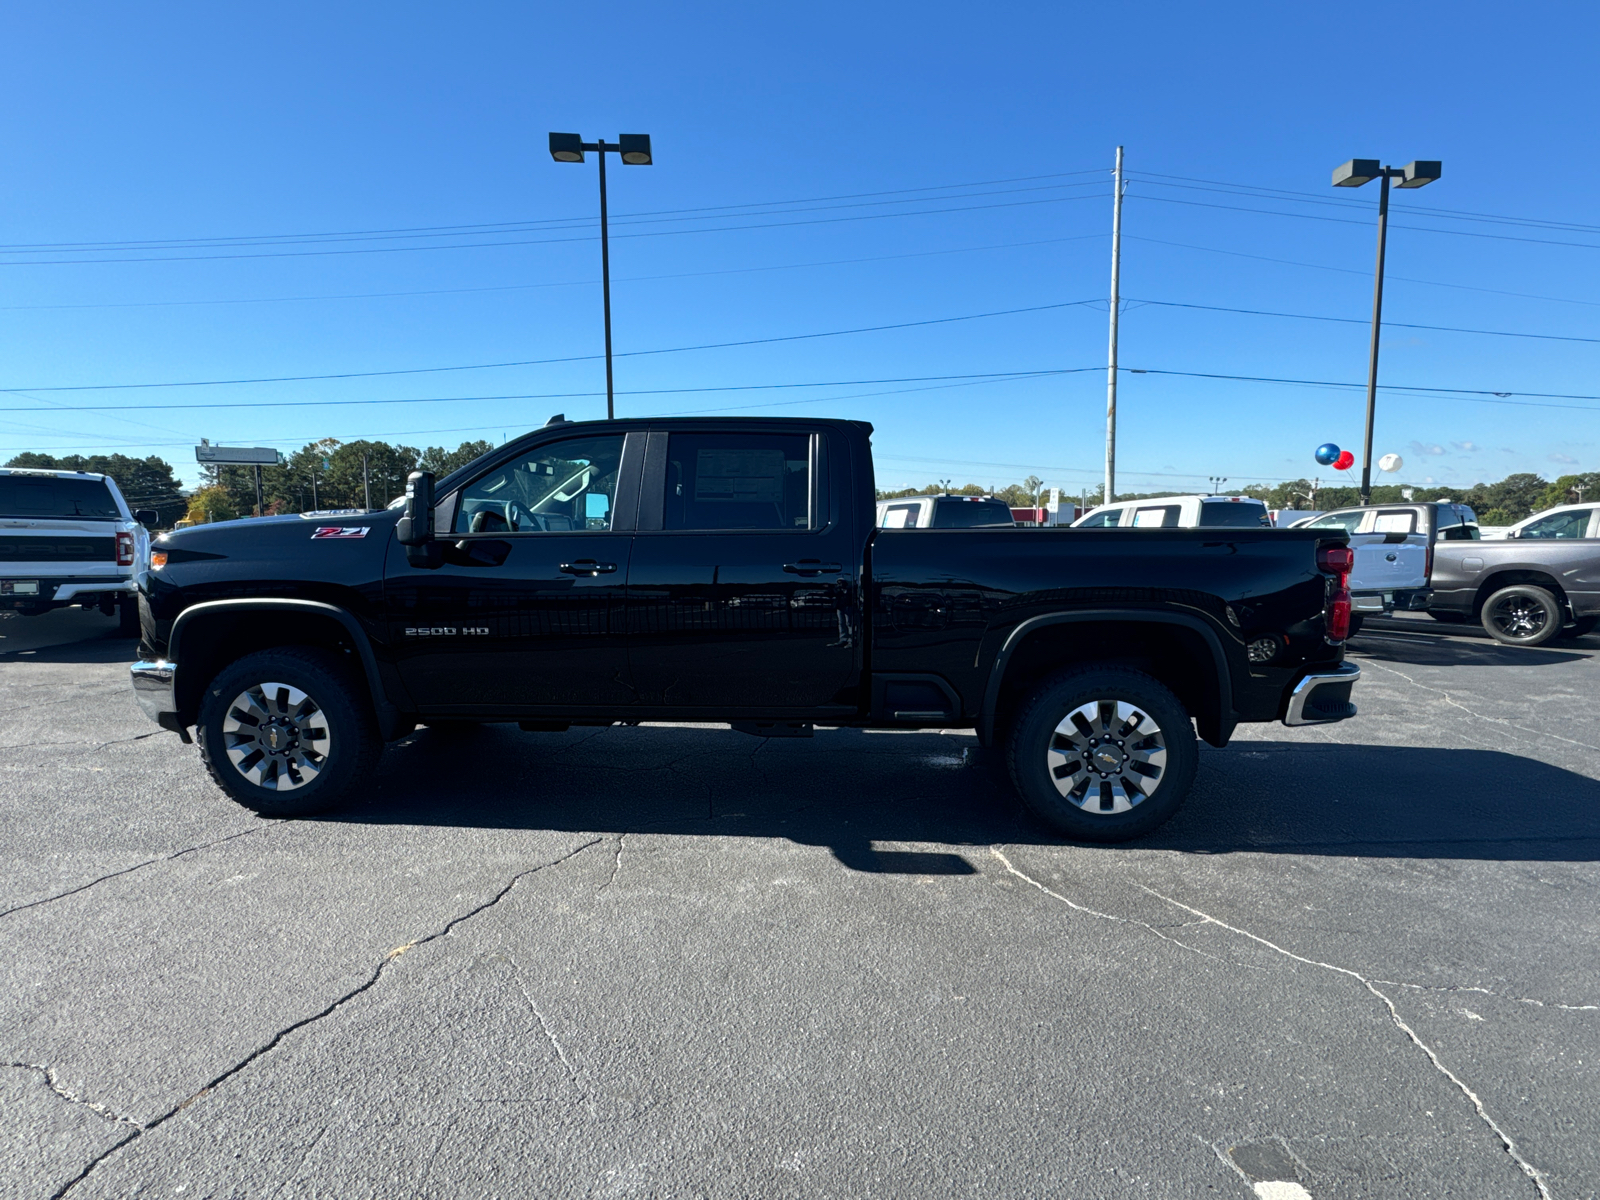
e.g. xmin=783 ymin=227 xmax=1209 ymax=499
xmin=116 ymin=531 xmax=135 ymax=567
xmin=1317 ymin=542 xmax=1353 ymax=642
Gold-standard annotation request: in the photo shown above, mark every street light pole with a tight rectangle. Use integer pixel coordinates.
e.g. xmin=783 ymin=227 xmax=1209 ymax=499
xmin=550 ymin=133 xmax=654 ymax=420
xmin=1333 ymin=158 xmax=1441 ymax=505
xmin=1359 ymin=170 xmax=1391 ymax=508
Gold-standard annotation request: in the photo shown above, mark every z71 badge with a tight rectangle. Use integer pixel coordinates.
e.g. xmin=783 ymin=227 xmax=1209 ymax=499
xmin=311 ymin=526 xmax=370 ymax=539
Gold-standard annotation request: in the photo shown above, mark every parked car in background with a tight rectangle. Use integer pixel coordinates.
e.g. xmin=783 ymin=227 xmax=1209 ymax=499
xmin=1072 ymin=495 xmax=1271 ymax=530
xmin=1428 ymin=502 xmax=1600 ymax=645
xmin=876 ymin=494 xmax=1017 ymax=528
xmin=1292 ymin=502 xmax=1478 ymax=632
xmin=0 ymin=467 xmax=155 ymax=633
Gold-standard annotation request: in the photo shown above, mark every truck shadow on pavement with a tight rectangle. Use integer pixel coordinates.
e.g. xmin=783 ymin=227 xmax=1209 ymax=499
xmin=332 ymin=724 xmax=1600 ymax=869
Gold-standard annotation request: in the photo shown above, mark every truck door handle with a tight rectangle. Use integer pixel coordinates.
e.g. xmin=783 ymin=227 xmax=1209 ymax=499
xmin=784 ymin=561 xmax=842 ymax=576
xmin=560 ymin=560 xmax=617 ymax=575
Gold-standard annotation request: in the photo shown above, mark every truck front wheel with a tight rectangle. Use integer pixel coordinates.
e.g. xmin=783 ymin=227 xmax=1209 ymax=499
xmin=197 ymin=647 xmax=379 ymax=817
xmin=1006 ymin=666 xmax=1198 ymax=843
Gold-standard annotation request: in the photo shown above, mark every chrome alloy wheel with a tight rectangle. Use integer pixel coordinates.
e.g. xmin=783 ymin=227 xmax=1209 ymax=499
xmin=221 ymin=681 xmax=331 ymax=791
xmin=1488 ymin=594 xmax=1550 ymax=640
xmin=1045 ymin=699 xmax=1167 ymax=815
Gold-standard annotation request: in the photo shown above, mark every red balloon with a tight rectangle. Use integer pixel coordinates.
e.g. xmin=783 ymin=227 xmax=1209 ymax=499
xmin=1334 ymin=450 xmax=1355 ymax=471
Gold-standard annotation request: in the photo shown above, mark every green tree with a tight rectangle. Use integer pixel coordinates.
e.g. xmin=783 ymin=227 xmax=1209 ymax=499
xmin=184 ymin=485 xmax=238 ymax=524
xmin=419 ymin=439 xmax=495 ymax=477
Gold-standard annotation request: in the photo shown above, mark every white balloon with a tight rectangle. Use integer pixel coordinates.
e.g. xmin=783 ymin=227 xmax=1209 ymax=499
xmin=1378 ymin=453 xmax=1403 ymax=472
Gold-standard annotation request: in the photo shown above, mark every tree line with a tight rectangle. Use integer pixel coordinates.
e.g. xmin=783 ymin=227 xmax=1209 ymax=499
xmin=878 ymin=471 xmax=1599 ymax=526
xmin=4 ymin=438 xmax=494 ymax=525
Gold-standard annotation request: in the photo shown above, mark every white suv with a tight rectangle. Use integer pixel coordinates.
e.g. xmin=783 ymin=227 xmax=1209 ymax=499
xmin=1071 ymin=494 xmax=1271 ymax=529
xmin=0 ymin=468 xmax=154 ymax=633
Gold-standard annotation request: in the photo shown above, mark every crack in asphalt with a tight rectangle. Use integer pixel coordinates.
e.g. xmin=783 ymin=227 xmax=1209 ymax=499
xmin=47 ymin=836 xmax=605 ymax=1200
xmin=992 ymin=849 xmax=1554 ymax=1198
xmin=6 ymin=1061 xmax=144 ymax=1130
xmin=501 ymin=955 xmax=588 ymax=1105
xmin=1372 ymin=978 xmax=1599 ymax=1014
xmin=599 ymin=833 xmax=626 ymax=892
xmin=0 ymin=825 xmax=275 ymax=921
xmin=1362 ymin=658 xmax=1600 ymax=756
xmin=1132 ymin=878 xmax=1553 ymax=1200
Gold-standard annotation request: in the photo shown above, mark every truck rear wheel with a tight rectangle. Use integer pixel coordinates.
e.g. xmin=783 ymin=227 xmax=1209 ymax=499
xmin=117 ymin=595 xmax=140 ymax=637
xmin=1005 ymin=666 xmax=1197 ymax=843
xmin=1480 ymin=584 xmax=1562 ymax=647
xmin=197 ymin=647 xmax=379 ymax=817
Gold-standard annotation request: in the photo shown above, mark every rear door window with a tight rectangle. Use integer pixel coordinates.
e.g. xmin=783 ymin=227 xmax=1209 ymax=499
xmin=1305 ymin=511 xmax=1365 ymax=534
xmin=1198 ymin=500 xmax=1270 ymax=528
xmin=664 ymin=431 xmax=812 ymax=531
xmin=0 ymin=475 xmax=122 ymax=519
xmin=1132 ymin=505 xmax=1180 ymax=528
xmin=1372 ymin=511 xmax=1417 ymax=534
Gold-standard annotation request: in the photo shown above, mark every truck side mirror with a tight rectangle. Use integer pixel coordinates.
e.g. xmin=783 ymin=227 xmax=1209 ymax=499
xmin=133 ymin=509 xmax=159 ymax=528
xmin=397 ymin=471 xmax=434 ymax=547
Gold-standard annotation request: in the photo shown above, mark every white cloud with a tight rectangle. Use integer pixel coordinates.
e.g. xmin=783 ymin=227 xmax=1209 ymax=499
xmin=1423 ymin=476 xmax=1436 ymax=484
xmin=1499 ymin=448 xmax=1518 ymax=455
xmin=1451 ymin=441 xmax=1478 ymax=452
xmin=1549 ymin=453 xmax=1580 ymax=465
xmin=1409 ymin=441 xmax=1445 ymax=456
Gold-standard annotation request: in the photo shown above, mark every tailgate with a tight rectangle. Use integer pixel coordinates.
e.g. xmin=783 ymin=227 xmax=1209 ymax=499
xmin=1348 ymin=531 xmax=1427 ymax=591
xmin=0 ymin=528 xmax=117 ymax=569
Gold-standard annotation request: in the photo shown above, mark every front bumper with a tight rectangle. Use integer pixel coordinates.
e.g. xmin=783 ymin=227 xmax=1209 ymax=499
xmin=1283 ymin=662 xmax=1360 ymax=726
xmin=130 ymin=660 xmax=185 ymax=737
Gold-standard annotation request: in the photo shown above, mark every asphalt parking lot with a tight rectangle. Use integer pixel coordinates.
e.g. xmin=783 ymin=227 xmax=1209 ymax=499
xmin=2 ymin=608 xmax=1596 ymax=1200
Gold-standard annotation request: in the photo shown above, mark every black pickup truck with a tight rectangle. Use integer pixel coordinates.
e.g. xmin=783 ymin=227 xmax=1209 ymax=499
xmin=130 ymin=416 xmax=1359 ymax=841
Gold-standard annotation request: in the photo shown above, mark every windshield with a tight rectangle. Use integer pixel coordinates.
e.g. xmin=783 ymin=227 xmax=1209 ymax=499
xmin=0 ymin=475 xmax=121 ymax=519
xmin=1199 ymin=500 xmax=1270 ymax=528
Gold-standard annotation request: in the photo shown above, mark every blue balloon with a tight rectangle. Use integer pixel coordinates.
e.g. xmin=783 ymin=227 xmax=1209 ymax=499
xmin=1314 ymin=442 xmax=1341 ymax=466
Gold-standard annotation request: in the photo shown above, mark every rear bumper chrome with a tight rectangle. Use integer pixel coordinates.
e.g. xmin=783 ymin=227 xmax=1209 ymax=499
xmin=1283 ymin=662 xmax=1360 ymax=726
xmin=130 ymin=660 xmax=176 ymax=722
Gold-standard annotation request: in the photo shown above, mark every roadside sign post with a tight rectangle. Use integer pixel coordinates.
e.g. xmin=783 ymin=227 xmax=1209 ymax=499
xmin=194 ymin=443 xmax=282 ymax=517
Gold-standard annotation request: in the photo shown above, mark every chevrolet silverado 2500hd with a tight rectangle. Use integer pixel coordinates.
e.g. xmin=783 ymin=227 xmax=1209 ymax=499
xmin=130 ymin=417 xmax=1359 ymax=841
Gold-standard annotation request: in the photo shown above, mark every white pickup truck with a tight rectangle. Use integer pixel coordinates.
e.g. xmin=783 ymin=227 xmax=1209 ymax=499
xmin=1072 ymin=494 xmax=1272 ymax=530
xmin=0 ymin=468 xmax=155 ymax=634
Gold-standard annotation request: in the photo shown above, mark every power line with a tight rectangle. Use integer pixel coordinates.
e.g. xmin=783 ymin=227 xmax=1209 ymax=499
xmin=1131 ymin=171 xmax=1600 ymax=236
xmin=0 ymin=168 xmax=1109 ymax=254
xmin=0 ymin=192 xmax=1106 ymax=268
xmin=1127 ymin=297 xmax=1600 ymax=344
xmin=0 ymin=299 xmax=1102 ymax=393
xmin=1123 ymin=366 xmax=1600 ymax=411
xmin=0 ymin=234 xmax=1107 ymax=314
xmin=1128 ymin=191 xmax=1600 ymax=252
xmin=1125 ymin=234 xmax=1600 ymax=308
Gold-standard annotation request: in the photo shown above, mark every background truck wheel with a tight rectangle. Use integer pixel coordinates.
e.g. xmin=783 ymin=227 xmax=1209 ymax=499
xmin=1005 ymin=666 xmax=1198 ymax=843
xmin=197 ymin=647 xmax=379 ymax=817
xmin=117 ymin=595 xmax=140 ymax=637
xmin=1346 ymin=614 xmax=1365 ymax=637
xmin=1480 ymin=584 xmax=1563 ymax=647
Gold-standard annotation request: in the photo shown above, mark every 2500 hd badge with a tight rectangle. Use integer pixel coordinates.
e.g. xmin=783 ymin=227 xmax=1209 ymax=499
xmin=404 ymin=626 xmax=490 ymax=637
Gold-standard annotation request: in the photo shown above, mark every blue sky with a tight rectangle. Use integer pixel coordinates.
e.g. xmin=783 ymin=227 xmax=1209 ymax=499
xmin=1 ymin=1 xmax=1597 ymax=494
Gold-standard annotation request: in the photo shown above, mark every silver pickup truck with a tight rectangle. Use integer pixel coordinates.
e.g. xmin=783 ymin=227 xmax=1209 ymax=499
xmin=1300 ymin=500 xmax=1600 ymax=646
xmin=1429 ymin=502 xmax=1600 ymax=646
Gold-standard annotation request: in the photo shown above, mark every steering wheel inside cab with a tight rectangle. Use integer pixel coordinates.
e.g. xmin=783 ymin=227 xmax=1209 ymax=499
xmin=466 ymin=501 xmax=528 ymax=534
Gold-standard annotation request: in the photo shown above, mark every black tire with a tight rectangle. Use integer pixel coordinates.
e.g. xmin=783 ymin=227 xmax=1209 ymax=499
xmin=1558 ymin=615 xmax=1598 ymax=640
xmin=1347 ymin=614 xmax=1366 ymax=637
xmin=1005 ymin=666 xmax=1198 ymax=843
xmin=197 ymin=647 xmax=380 ymax=817
xmin=1428 ymin=610 xmax=1468 ymax=624
xmin=117 ymin=595 xmax=140 ymax=637
xmin=1480 ymin=584 xmax=1563 ymax=647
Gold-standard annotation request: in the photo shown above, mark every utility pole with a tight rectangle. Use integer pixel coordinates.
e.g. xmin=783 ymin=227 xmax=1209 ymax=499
xmin=1105 ymin=146 xmax=1125 ymax=507
xmin=1359 ymin=170 xmax=1391 ymax=507
xmin=362 ymin=452 xmax=372 ymax=512
xmin=253 ymin=465 xmax=265 ymax=518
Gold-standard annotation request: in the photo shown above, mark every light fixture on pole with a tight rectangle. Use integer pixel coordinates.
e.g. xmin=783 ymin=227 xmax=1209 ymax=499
xmin=1208 ymin=476 xmax=1228 ymax=495
xmin=549 ymin=132 xmax=655 ymax=420
xmin=1332 ymin=157 xmax=1441 ymax=505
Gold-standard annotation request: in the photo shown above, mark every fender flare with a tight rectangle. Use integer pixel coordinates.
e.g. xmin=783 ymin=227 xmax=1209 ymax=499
xmin=170 ymin=598 xmax=403 ymax=736
xmin=978 ymin=609 xmax=1235 ymax=745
